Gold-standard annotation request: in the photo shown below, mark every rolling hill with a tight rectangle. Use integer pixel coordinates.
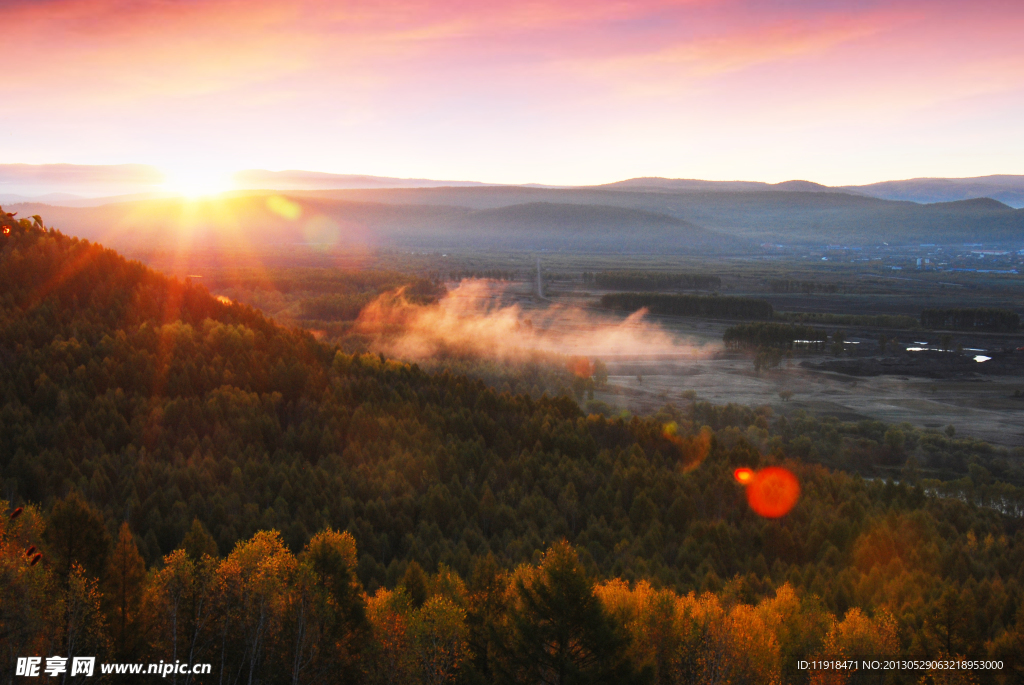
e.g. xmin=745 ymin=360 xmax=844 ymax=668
xmin=232 ymin=168 xmax=495 ymax=190
xmin=8 ymin=194 xmax=744 ymax=258
xmin=286 ymin=186 xmax=1024 ymax=245
xmin=10 ymin=180 xmax=1024 ymax=259
xmin=407 ymin=202 xmax=740 ymax=252
xmin=847 ymin=174 xmax=1024 ymax=208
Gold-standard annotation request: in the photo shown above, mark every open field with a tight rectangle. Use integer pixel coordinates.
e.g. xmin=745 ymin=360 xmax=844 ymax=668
xmin=516 ymin=294 xmax=1024 ymax=446
xmin=600 ymin=356 xmax=1024 ymax=446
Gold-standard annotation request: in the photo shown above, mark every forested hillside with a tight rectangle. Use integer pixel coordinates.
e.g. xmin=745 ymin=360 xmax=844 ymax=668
xmin=2 ymin=209 xmax=1024 ymax=684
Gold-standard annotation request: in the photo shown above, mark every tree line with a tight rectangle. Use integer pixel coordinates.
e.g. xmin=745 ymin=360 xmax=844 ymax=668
xmin=4 ymin=502 xmax=1021 ymax=685
xmin=448 ymin=269 xmax=519 ymax=281
xmin=774 ymin=311 xmax=920 ymax=329
xmin=767 ymin=279 xmax=843 ymax=294
xmin=583 ymin=272 xmax=722 ymax=291
xmin=600 ymin=293 xmax=773 ymax=320
xmin=921 ymin=308 xmax=1020 ymax=333
xmin=723 ymin=323 xmax=829 ymax=351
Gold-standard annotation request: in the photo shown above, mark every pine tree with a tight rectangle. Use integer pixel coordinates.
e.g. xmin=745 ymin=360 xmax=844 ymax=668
xmin=495 ymin=541 xmax=646 ymax=685
xmin=44 ymin=491 xmax=112 ymax=582
xmin=181 ymin=518 xmax=219 ymax=561
xmin=104 ymin=522 xmax=146 ymax=659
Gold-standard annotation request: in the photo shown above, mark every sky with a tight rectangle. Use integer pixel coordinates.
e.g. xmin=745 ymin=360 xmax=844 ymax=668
xmin=3 ymin=0 xmax=1024 ymax=187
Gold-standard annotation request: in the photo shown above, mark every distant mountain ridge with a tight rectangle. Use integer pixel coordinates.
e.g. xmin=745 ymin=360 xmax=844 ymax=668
xmin=597 ymin=177 xmax=849 ymax=194
xmin=436 ymin=202 xmax=739 ymax=252
xmin=6 ymin=165 xmax=1024 ymax=256
xmin=232 ymin=169 xmax=495 ymax=190
xmin=11 ymin=195 xmax=744 ymax=256
xmin=0 ymin=163 xmax=165 ymax=200
xmin=601 ymin=175 xmax=1024 ymax=208
xmin=0 ymin=164 xmax=538 ymax=203
xmin=4 ymin=163 xmax=1022 ymax=207
xmin=843 ymin=175 xmax=1024 ymax=208
xmin=12 ymin=185 xmax=1023 ymax=259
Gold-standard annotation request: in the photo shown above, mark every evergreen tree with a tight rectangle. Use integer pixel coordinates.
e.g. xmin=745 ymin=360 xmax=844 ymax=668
xmin=495 ymin=541 xmax=647 ymax=685
xmin=44 ymin=492 xmax=112 ymax=582
xmin=181 ymin=518 xmax=219 ymax=561
xmin=104 ymin=522 xmax=146 ymax=659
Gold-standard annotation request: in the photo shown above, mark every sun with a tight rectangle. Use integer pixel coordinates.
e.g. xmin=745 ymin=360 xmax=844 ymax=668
xmin=159 ymin=166 xmax=236 ymax=198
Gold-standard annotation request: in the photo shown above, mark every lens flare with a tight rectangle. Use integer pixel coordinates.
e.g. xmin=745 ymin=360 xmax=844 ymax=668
xmin=733 ymin=467 xmax=754 ymax=484
xmin=746 ymin=467 xmax=800 ymax=518
xmin=662 ymin=424 xmax=712 ymax=472
xmin=266 ymin=195 xmax=302 ymax=220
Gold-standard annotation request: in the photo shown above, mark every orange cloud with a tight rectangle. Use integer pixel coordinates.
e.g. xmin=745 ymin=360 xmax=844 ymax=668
xmin=5 ymin=0 xmax=315 ymax=101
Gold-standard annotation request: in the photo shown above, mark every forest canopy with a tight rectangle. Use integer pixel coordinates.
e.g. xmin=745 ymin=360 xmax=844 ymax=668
xmin=2 ymin=209 xmax=1024 ymax=684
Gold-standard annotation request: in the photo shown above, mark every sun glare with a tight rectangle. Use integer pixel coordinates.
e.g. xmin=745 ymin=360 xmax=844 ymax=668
xmin=159 ymin=166 xmax=235 ymax=198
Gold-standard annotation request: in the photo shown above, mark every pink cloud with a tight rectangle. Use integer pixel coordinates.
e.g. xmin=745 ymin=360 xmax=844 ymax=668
xmin=3 ymin=0 xmax=1023 ymax=183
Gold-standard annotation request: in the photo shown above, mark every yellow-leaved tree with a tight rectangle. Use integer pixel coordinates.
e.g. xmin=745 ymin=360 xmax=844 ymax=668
xmin=811 ymin=607 xmax=899 ymax=685
xmin=144 ymin=547 xmax=219 ymax=684
xmin=1 ymin=503 xmax=60 ymax=675
xmin=289 ymin=528 xmax=367 ymax=685
xmin=409 ymin=595 xmax=469 ymax=685
xmin=214 ymin=530 xmax=297 ymax=685
xmin=364 ymin=588 xmax=415 ymax=685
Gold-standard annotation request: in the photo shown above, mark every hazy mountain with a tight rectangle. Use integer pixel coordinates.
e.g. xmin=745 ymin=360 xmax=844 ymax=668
xmin=771 ymin=180 xmax=844 ymax=193
xmin=0 ymin=164 xmax=500 ymax=202
xmin=845 ymin=175 xmax=1024 ymax=208
xmin=9 ymin=174 xmax=1024 ymax=257
xmin=0 ymin=192 xmax=84 ymax=205
xmin=232 ymin=169 xmax=494 ymax=190
xmin=275 ymin=186 xmax=1024 ymax=245
xmin=6 ymin=196 xmax=460 ymax=253
xmin=8 ymin=194 xmax=741 ymax=259
xmin=598 ymin=177 xmax=851 ymax=194
xmin=0 ymin=163 xmax=164 ymax=198
xmin=8 ymin=163 xmax=1023 ymax=210
xmin=597 ymin=177 xmax=771 ymax=192
xmin=412 ymin=202 xmax=740 ymax=253
xmin=598 ymin=175 xmax=1024 ymax=208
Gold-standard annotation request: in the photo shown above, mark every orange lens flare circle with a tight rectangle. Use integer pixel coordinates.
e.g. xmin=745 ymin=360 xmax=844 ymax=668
xmin=745 ymin=467 xmax=800 ymax=518
xmin=733 ymin=467 xmax=754 ymax=484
